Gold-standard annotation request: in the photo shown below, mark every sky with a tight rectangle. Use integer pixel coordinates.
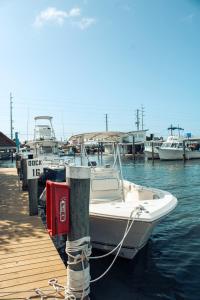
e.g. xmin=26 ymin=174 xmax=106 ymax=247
xmin=1 ymin=0 xmax=200 ymax=142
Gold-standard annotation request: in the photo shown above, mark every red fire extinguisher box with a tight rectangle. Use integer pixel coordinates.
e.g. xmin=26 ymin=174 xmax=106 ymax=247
xmin=46 ymin=180 xmax=70 ymax=236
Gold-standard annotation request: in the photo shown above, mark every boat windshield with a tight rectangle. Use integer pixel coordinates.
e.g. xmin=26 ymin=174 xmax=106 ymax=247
xmin=35 ymin=126 xmax=52 ymax=140
xmin=161 ymin=142 xmax=183 ymax=149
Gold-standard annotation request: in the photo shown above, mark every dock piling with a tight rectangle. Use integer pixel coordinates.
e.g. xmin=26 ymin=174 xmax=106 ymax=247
xmin=28 ymin=178 xmax=38 ymax=216
xmin=21 ymin=158 xmax=28 ymax=191
xmin=151 ymin=142 xmax=155 ymax=162
xmin=183 ymin=140 xmax=186 ymax=161
xmin=132 ymin=136 xmax=136 ymax=160
xmin=66 ymin=166 xmax=91 ymax=300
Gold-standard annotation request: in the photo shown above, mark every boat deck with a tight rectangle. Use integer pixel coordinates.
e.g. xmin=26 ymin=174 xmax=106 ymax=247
xmin=0 ymin=168 xmax=66 ymax=299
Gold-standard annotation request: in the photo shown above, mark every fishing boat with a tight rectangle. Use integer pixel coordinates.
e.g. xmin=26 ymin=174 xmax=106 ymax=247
xmin=41 ymin=142 xmax=178 ymax=259
xmin=158 ymin=137 xmax=200 ymax=160
xmin=89 ymin=165 xmax=177 ymax=259
xmin=157 ymin=126 xmax=200 ymax=160
xmin=157 ymin=135 xmax=184 ymax=160
xmin=27 ymin=116 xmax=60 ymax=157
xmin=85 ymin=145 xmax=177 ymax=259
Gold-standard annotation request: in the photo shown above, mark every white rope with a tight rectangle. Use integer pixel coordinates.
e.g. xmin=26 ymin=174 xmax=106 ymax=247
xmin=66 ymin=236 xmax=91 ymax=264
xmin=26 ymin=279 xmax=66 ymax=299
xmin=65 ymin=206 xmax=146 ymax=289
xmin=65 ymin=237 xmax=91 ymax=300
xmin=65 ymin=268 xmax=90 ymax=299
xmin=48 ymin=278 xmax=65 ymax=293
xmin=89 ymin=205 xmax=145 ymax=283
xmin=90 ymin=206 xmax=143 ymax=260
xmin=9 ymin=206 xmax=147 ymax=299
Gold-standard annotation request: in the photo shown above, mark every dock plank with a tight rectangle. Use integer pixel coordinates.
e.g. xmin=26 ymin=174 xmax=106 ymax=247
xmin=0 ymin=275 xmax=66 ymax=299
xmin=0 ymin=168 xmax=67 ymax=299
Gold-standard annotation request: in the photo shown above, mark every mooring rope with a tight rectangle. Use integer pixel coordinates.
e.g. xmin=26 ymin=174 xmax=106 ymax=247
xmin=89 ymin=205 xmax=146 ymax=283
xmin=65 ymin=237 xmax=91 ymax=300
xmin=1 ymin=205 xmax=146 ymax=300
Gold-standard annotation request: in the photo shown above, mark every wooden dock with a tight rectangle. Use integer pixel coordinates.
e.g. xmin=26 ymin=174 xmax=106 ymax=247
xmin=0 ymin=168 xmax=66 ymax=299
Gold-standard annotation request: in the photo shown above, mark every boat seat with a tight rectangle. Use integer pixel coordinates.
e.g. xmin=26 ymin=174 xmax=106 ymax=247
xmin=90 ymin=167 xmax=123 ymax=201
xmin=90 ymin=176 xmax=122 ymax=201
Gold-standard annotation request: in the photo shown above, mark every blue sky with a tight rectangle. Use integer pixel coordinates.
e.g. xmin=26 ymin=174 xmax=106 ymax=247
xmin=1 ymin=0 xmax=200 ymax=141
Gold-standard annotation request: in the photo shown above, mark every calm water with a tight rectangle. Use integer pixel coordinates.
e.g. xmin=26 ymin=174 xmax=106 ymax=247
xmin=1 ymin=157 xmax=200 ymax=299
xmin=90 ymin=157 xmax=200 ymax=300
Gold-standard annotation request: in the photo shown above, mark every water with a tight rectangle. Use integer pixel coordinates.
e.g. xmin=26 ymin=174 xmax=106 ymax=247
xmin=90 ymin=157 xmax=200 ymax=300
xmin=1 ymin=157 xmax=200 ymax=299
xmin=0 ymin=159 xmax=15 ymax=168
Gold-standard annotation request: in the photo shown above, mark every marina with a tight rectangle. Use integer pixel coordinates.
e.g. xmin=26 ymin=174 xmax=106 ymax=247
xmin=1 ymin=156 xmax=200 ymax=299
xmin=1 ymin=1 xmax=200 ymax=298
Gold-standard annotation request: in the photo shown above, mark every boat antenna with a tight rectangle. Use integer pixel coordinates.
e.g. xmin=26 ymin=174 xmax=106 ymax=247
xmin=177 ymin=125 xmax=184 ymax=137
xmin=168 ymin=124 xmax=175 ymax=135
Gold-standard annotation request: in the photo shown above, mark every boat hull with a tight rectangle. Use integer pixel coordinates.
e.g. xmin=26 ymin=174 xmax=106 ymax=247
xmin=90 ymin=214 xmax=158 ymax=259
xmin=144 ymin=150 xmax=159 ymax=159
xmin=158 ymin=148 xmax=200 ymax=160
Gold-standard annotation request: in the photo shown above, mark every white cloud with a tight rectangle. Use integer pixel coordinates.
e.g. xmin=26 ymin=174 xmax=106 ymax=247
xmin=34 ymin=7 xmax=81 ymax=27
xmin=68 ymin=7 xmax=81 ymax=17
xmin=75 ymin=17 xmax=96 ymax=30
xmin=33 ymin=6 xmax=96 ymax=30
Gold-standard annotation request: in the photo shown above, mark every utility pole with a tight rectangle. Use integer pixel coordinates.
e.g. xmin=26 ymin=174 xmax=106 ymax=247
xmin=10 ymin=92 xmax=14 ymax=140
xmin=105 ymin=113 xmax=108 ymax=132
xmin=27 ymin=107 xmax=30 ymax=142
xmin=135 ymin=109 xmax=140 ymax=131
xmin=141 ymin=105 xmax=145 ymax=130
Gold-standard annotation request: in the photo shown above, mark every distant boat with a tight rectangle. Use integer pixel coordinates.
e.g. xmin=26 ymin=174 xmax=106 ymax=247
xmin=158 ymin=125 xmax=200 ymax=160
xmin=144 ymin=140 xmax=163 ymax=159
xmin=27 ymin=116 xmax=60 ymax=157
xmin=158 ymin=135 xmax=200 ymax=160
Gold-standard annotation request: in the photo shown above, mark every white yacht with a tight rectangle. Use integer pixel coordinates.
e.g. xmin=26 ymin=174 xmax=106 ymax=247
xmin=27 ymin=116 xmax=60 ymax=156
xmin=158 ymin=135 xmax=200 ymax=160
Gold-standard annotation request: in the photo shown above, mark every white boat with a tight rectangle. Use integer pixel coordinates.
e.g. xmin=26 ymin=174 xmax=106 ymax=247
xmin=158 ymin=135 xmax=200 ymax=160
xmin=27 ymin=116 xmax=60 ymax=157
xmin=88 ymin=146 xmax=177 ymax=259
xmin=144 ymin=140 xmax=163 ymax=159
xmin=41 ymin=142 xmax=177 ymax=260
